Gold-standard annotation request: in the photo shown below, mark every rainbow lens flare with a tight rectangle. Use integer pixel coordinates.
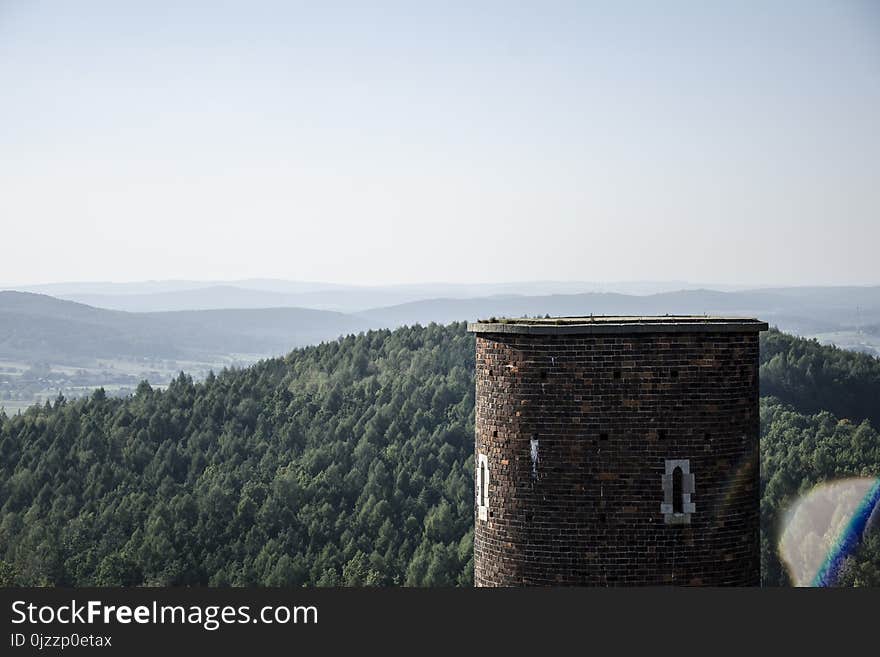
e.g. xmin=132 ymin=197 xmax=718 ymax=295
xmin=779 ymin=477 xmax=880 ymax=586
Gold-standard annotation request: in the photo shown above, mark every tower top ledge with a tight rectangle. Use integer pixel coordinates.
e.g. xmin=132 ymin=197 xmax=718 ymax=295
xmin=467 ymin=315 xmax=768 ymax=336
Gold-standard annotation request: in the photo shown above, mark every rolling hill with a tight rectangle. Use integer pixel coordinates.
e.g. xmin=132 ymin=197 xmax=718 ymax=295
xmin=0 ymin=291 xmax=374 ymax=365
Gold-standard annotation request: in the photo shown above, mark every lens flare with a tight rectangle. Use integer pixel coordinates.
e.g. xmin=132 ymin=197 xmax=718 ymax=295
xmin=713 ymin=445 xmax=758 ymax=525
xmin=778 ymin=477 xmax=880 ymax=586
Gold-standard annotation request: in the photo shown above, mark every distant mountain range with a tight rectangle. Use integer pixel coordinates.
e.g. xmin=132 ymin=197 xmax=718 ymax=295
xmin=10 ymin=279 xmax=751 ymax=313
xmin=1 ymin=284 xmax=879 ymax=368
xmin=357 ymin=287 xmax=880 ymax=337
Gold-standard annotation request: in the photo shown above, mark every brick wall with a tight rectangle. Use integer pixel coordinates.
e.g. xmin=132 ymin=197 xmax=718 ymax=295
xmin=473 ymin=330 xmax=761 ymax=586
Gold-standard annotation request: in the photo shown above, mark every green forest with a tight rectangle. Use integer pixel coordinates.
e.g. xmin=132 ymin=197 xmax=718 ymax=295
xmin=1 ymin=324 xmax=879 ymax=587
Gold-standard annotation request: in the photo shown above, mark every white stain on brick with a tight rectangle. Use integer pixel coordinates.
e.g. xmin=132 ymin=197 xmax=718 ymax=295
xmin=530 ymin=438 xmax=539 ymax=479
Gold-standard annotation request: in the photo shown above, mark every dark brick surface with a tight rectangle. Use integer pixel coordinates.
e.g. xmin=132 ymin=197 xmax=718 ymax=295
xmin=472 ymin=331 xmax=761 ymax=586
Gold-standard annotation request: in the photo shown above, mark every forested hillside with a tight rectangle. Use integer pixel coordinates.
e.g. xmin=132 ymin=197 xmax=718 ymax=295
xmin=760 ymin=328 xmax=880 ymax=428
xmin=1 ymin=323 xmax=878 ymax=586
xmin=0 ymin=324 xmax=475 ymax=586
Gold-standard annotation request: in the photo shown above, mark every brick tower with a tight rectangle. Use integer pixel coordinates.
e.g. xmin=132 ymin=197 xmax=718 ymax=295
xmin=469 ymin=316 xmax=768 ymax=586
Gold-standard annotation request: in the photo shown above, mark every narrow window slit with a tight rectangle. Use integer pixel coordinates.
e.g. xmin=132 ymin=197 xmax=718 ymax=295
xmin=672 ymin=466 xmax=684 ymax=513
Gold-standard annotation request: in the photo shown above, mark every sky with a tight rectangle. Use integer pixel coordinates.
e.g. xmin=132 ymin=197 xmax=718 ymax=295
xmin=1 ymin=1 xmax=878 ymax=287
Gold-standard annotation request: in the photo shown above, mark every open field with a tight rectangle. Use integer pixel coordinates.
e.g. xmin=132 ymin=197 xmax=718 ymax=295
xmin=0 ymin=354 xmax=266 ymax=414
xmin=810 ymin=330 xmax=880 ymax=357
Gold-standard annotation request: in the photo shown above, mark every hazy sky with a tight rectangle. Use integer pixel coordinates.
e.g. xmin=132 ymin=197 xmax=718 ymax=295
xmin=1 ymin=1 xmax=878 ymax=287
